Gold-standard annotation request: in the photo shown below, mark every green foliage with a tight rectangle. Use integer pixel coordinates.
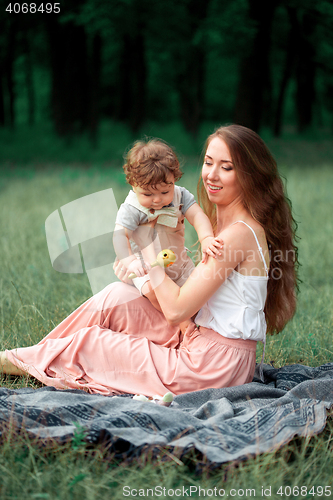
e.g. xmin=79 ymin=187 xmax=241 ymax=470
xmin=1 ymin=0 xmax=333 ymax=134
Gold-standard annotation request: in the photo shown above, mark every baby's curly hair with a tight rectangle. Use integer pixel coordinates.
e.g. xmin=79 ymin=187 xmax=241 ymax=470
xmin=123 ymin=139 xmax=183 ymax=188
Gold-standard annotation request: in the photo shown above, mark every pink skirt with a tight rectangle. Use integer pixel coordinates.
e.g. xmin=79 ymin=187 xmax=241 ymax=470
xmin=6 ymin=283 xmax=257 ymax=397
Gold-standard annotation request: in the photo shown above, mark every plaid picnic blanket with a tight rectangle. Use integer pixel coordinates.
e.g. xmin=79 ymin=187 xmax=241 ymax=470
xmin=0 ymin=362 xmax=332 ymax=464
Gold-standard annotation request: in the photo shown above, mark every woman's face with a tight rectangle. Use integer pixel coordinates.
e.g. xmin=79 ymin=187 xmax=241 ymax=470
xmin=202 ymin=137 xmax=242 ymax=206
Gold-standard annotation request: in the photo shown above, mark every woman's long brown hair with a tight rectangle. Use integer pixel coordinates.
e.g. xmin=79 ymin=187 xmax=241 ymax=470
xmin=198 ymin=124 xmax=299 ymax=334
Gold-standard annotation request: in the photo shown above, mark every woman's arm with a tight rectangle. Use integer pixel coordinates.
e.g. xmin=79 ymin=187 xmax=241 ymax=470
xmin=142 ymin=224 xmax=249 ymax=325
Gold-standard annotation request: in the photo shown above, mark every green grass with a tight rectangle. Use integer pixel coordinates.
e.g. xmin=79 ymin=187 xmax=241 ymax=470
xmin=0 ymin=137 xmax=333 ymax=498
xmin=0 ymin=420 xmax=332 ymax=499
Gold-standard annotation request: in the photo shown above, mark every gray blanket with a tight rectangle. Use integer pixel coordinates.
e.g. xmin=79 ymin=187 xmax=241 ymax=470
xmin=0 ymin=363 xmax=332 ymax=464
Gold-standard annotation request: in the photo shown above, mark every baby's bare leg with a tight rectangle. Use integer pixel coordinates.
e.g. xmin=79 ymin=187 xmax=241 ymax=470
xmin=0 ymin=351 xmax=26 ymax=376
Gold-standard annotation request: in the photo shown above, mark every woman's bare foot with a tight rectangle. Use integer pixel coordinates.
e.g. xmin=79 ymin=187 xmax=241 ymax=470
xmin=0 ymin=351 xmax=26 ymax=376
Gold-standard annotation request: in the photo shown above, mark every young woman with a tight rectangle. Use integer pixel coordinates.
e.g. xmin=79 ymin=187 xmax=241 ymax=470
xmin=0 ymin=125 xmax=298 ymax=397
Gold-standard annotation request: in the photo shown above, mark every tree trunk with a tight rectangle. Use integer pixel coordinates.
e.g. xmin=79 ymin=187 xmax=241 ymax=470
xmin=111 ymin=0 xmax=148 ymax=132
xmin=129 ymin=30 xmax=147 ymax=133
xmin=45 ymin=16 xmax=91 ymax=136
xmin=114 ymin=28 xmax=147 ymax=132
xmin=274 ymin=7 xmax=299 ymax=137
xmin=5 ymin=18 xmax=17 ymax=127
xmin=0 ymin=71 xmax=5 ymax=126
xmin=233 ymin=0 xmax=278 ymax=132
xmin=295 ymin=12 xmax=316 ymax=132
xmin=178 ymin=45 xmax=206 ymax=138
xmin=89 ymin=33 xmax=102 ymax=145
xmin=23 ymin=30 xmax=35 ymax=126
xmin=177 ymin=0 xmax=210 ymax=138
xmin=114 ymin=33 xmax=132 ymax=122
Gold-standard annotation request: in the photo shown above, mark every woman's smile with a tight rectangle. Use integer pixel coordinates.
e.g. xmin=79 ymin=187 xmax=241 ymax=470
xmin=206 ymin=183 xmax=223 ymax=193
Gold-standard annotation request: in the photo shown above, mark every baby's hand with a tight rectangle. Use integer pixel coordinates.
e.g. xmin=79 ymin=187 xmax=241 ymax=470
xmin=126 ymin=258 xmax=148 ymax=278
xmin=201 ymin=236 xmax=224 ymax=264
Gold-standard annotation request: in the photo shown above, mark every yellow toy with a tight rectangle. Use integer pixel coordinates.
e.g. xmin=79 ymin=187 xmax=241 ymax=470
xmin=128 ymin=249 xmax=176 ymax=279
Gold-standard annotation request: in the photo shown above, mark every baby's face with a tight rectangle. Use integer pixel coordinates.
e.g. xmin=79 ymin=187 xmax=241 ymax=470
xmin=133 ymin=174 xmax=175 ymax=210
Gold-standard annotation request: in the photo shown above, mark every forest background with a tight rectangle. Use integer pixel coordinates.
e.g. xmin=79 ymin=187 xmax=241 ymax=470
xmin=1 ymin=0 xmax=333 ymax=162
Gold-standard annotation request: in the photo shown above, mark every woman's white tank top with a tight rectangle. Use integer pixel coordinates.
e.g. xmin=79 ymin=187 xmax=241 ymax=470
xmin=195 ymin=221 xmax=269 ymax=342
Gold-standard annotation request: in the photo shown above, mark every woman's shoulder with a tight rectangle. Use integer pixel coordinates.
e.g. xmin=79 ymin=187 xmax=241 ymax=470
xmin=216 ymin=219 xmax=269 ymax=275
xmin=217 ymin=219 xmax=267 ymax=252
xmin=217 ymin=218 xmax=259 ymax=235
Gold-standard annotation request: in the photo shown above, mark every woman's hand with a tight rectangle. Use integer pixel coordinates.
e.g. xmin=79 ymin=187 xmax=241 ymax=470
xmin=113 ymin=258 xmax=133 ymax=284
xmin=201 ymin=236 xmax=224 ymax=263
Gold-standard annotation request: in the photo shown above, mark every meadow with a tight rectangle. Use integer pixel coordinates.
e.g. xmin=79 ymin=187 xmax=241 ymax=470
xmin=0 ymin=124 xmax=332 ymax=499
